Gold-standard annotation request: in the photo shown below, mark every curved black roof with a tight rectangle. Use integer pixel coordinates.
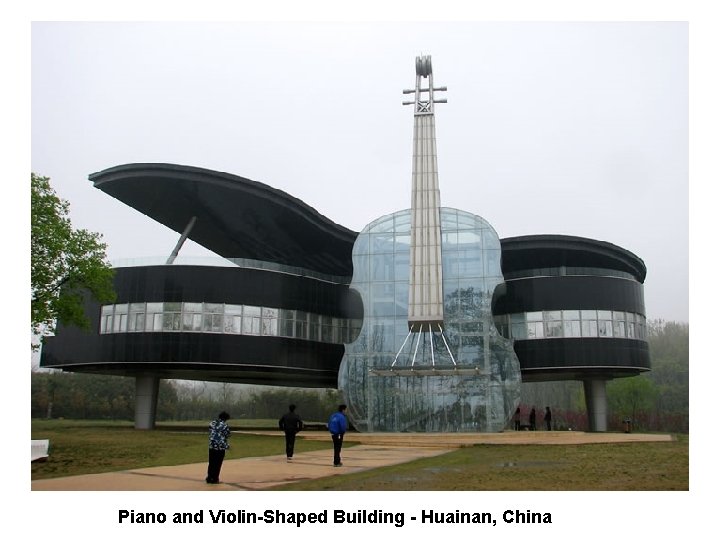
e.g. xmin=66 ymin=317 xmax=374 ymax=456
xmin=90 ymin=163 xmax=358 ymax=276
xmin=500 ymin=235 xmax=647 ymax=283
xmin=91 ymin=165 xmax=646 ymax=284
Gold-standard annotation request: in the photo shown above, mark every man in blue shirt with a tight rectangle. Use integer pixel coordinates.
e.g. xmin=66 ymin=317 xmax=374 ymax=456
xmin=328 ymin=404 xmax=348 ymax=467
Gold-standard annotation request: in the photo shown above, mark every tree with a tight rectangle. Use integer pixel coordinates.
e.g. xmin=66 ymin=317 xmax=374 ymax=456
xmin=31 ymin=173 xmax=115 ymax=345
xmin=607 ymin=375 xmax=658 ymax=429
xmin=646 ymin=320 xmax=689 ymax=431
xmin=31 ymin=372 xmax=179 ymax=420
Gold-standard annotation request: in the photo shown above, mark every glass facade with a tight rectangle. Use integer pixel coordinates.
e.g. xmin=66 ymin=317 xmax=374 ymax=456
xmin=494 ymin=310 xmax=647 ymax=341
xmin=99 ymin=302 xmax=362 ymax=345
xmin=338 ymin=208 xmax=521 ymax=432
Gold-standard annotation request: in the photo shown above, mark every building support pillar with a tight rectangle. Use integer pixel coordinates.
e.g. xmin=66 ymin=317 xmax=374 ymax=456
xmin=166 ymin=215 xmax=197 ymax=265
xmin=583 ymin=379 xmax=608 ymax=432
xmin=135 ymin=375 xmax=159 ymax=430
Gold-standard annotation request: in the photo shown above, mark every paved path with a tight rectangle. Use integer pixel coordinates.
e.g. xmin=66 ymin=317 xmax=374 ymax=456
xmin=31 ymin=430 xmax=673 ymax=491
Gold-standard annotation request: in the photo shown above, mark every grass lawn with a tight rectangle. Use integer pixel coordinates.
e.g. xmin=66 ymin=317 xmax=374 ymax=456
xmin=31 ymin=420 xmax=688 ymax=490
xmin=31 ymin=419 xmax=334 ymax=480
xmin=276 ymin=436 xmax=689 ymax=491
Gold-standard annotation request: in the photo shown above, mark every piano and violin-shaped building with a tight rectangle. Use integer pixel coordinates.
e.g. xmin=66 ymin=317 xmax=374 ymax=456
xmin=40 ymin=56 xmax=650 ymax=432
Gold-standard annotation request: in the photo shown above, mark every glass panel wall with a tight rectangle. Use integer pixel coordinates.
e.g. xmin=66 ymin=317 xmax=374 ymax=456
xmin=493 ymin=310 xmax=648 ymax=341
xmin=98 ymin=301 xmax=361 ymax=345
xmin=339 ymin=208 xmax=522 ymax=432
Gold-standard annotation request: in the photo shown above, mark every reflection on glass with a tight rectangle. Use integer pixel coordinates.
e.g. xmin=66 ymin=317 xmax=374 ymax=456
xmin=598 ymin=320 xmax=612 ymax=337
xmin=146 ymin=302 xmax=163 ymax=314
xmin=97 ymin=301 xmax=361 ymax=344
xmin=582 ymin=319 xmax=598 ymax=337
xmin=339 ymin=208 xmax=521 ymax=432
xmin=613 ymin=320 xmax=626 ymax=338
xmin=563 ymin=319 xmax=581 ymax=337
xmin=495 ymin=310 xmax=646 ymax=340
xmin=205 ymin=303 xmax=223 ymax=314
xmin=151 ymin=313 xmax=163 ymax=332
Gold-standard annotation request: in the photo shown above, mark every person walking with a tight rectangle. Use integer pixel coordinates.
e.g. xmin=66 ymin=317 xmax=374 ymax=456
xmin=328 ymin=404 xmax=348 ymax=467
xmin=544 ymin=406 xmax=552 ymax=431
xmin=513 ymin=407 xmax=521 ymax=431
xmin=206 ymin=411 xmax=231 ymax=484
xmin=529 ymin=407 xmax=537 ymax=431
xmin=279 ymin=404 xmax=304 ymax=461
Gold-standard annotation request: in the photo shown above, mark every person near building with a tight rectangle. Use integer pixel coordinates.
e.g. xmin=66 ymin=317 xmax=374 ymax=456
xmin=279 ymin=404 xmax=304 ymax=461
xmin=544 ymin=406 xmax=552 ymax=431
xmin=206 ymin=411 xmax=231 ymax=484
xmin=529 ymin=407 xmax=537 ymax=431
xmin=328 ymin=404 xmax=348 ymax=467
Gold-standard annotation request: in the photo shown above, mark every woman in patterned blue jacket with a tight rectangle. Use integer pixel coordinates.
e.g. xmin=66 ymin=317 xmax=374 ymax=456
xmin=206 ymin=411 xmax=231 ymax=484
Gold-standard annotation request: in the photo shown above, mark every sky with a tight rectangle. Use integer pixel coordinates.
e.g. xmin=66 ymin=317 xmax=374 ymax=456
xmin=30 ymin=21 xmax=689 ymax=322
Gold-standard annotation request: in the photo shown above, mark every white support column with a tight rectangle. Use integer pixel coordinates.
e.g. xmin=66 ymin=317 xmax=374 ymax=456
xmin=583 ymin=379 xmax=608 ymax=432
xmin=135 ymin=375 xmax=159 ymax=430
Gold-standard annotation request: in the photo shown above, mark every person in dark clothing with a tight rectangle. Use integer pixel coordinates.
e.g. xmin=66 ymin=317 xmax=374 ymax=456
xmin=529 ymin=407 xmax=537 ymax=431
xmin=279 ymin=404 xmax=304 ymax=461
xmin=513 ymin=407 xmax=521 ymax=431
xmin=206 ymin=411 xmax=230 ymax=484
xmin=544 ymin=406 xmax=552 ymax=431
xmin=328 ymin=404 xmax=348 ymax=467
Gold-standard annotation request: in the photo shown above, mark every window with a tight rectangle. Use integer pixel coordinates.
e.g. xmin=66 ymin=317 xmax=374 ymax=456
xmin=510 ymin=313 xmax=526 ymax=340
xmin=563 ymin=319 xmax=581 ymax=337
xmin=225 ymin=315 xmax=242 ymax=334
xmin=562 ymin=310 xmax=581 ymax=338
xmin=544 ymin=311 xmax=562 ymax=338
xmin=94 ymin=302 xmax=364 ymax=344
xmin=128 ymin=312 xmax=145 ymax=332
xmin=113 ymin=304 xmax=128 ymax=332
xmin=262 ymin=308 xmax=278 ymax=336
xmin=501 ymin=309 xmax=646 ymax=341
xmin=128 ymin=303 xmax=145 ymax=332
xmin=527 ymin=321 xmax=544 ymax=339
xmin=612 ymin=320 xmax=626 ymax=338
xmin=100 ymin=305 xmax=114 ymax=333
xmin=598 ymin=320 xmax=613 ymax=337
xmin=281 ymin=319 xmax=295 ymax=337
xmin=180 ymin=313 xmax=197 ymax=331
xmin=204 ymin=313 xmax=223 ymax=333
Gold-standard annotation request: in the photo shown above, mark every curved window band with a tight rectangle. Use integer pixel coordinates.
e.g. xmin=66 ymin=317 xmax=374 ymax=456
xmin=99 ymin=302 xmax=362 ymax=345
xmin=494 ymin=310 xmax=647 ymax=341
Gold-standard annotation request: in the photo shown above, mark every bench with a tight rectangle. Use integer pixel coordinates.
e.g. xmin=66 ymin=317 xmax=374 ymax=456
xmin=301 ymin=423 xmax=328 ymax=431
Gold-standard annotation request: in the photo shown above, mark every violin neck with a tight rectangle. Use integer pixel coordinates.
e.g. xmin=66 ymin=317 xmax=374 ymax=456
xmin=408 ymin=56 xmax=446 ymax=331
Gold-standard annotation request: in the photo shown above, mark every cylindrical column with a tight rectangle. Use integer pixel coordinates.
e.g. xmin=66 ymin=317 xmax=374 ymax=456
xmin=583 ymin=379 xmax=608 ymax=432
xmin=135 ymin=375 xmax=159 ymax=430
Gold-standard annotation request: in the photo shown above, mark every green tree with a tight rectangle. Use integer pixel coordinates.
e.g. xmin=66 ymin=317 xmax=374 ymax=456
xmin=607 ymin=375 xmax=658 ymax=429
xmin=31 ymin=173 xmax=115 ymax=344
xmin=31 ymin=372 xmax=180 ymax=420
xmin=646 ymin=320 xmax=689 ymax=431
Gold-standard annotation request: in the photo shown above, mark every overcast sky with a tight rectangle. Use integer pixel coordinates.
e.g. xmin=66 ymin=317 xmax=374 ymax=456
xmin=14 ymin=8 xmax=718 ymax=534
xmin=31 ymin=21 xmax=688 ymax=322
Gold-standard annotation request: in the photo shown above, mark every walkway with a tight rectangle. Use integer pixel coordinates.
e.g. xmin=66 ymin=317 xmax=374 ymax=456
xmin=31 ymin=430 xmax=673 ymax=491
